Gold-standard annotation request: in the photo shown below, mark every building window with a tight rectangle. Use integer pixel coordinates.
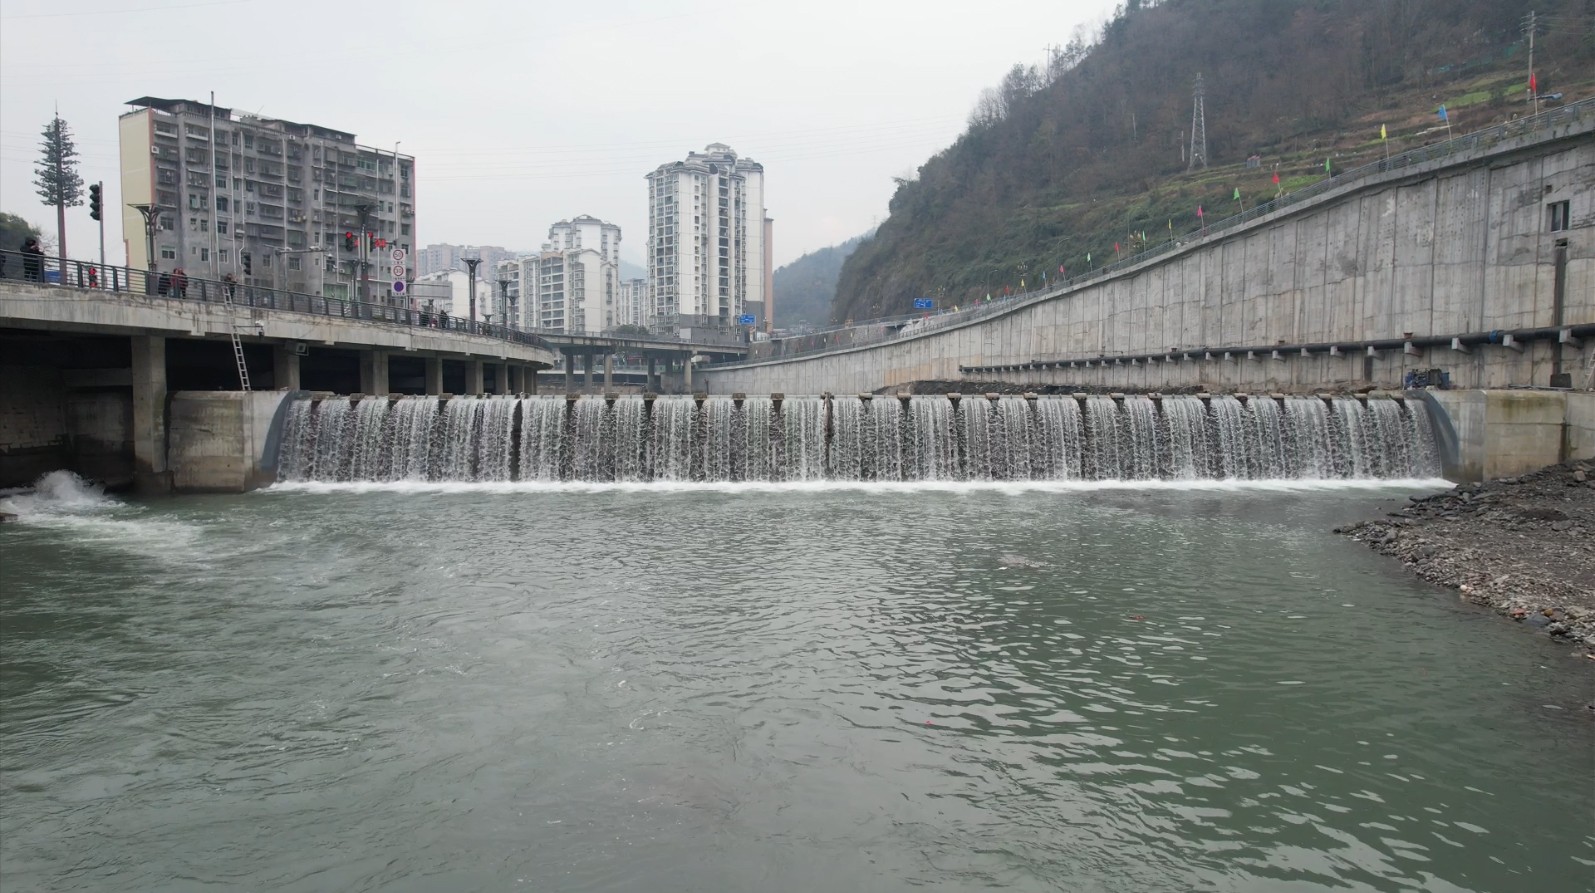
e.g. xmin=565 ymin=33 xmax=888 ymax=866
xmin=158 ymin=215 xmax=174 ymax=230
xmin=220 ymin=250 xmax=230 ymax=264
xmin=288 ymin=256 xmax=301 ymax=271
xmin=217 ymin=221 xmax=228 ymax=234
xmin=1549 ymin=200 xmax=1571 ymax=232
xmin=160 ymin=247 xmax=176 ymax=260
xmin=217 ymin=196 xmax=229 ymax=212
xmin=201 ymin=248 xmax=210 ymax=262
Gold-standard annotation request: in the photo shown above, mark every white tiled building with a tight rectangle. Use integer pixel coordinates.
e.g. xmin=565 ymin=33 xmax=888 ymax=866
xmin=494 ymin=217 xmax=623 ymax=334
xmin=616 ymin=278 xmax=649 ymax=330
xmin=645 ymin=144 xmax=770 ymax=332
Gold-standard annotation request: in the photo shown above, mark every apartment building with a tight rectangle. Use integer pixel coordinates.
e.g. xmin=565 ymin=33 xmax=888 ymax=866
xmin=616 ymin=278 xmax=649 ymax=330
xmin=494 ymin=218 xmax=623 ymax=334
xmin=416 ymin=243 xmax=513 ymax=278
xmin=645 ymin=143 xmax=769 ymax=332
xmin=546 ymin=216 xmax=621 ymax=266
xmin=117 ymin=97 xmax=414 ymax=300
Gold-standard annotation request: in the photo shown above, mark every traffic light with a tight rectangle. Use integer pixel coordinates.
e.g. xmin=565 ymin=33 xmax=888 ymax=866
xmin=88 ymin=183 xmax=102 ymax=221
xmin=344 ymin=231 xmax=356 ymax=251
xmin=242 ymin=253 xmax=252 ymax=275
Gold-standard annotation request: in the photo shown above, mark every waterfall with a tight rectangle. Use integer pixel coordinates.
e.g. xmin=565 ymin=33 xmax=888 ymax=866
xmin=275 ymin=393 xmax=1444 ymax=484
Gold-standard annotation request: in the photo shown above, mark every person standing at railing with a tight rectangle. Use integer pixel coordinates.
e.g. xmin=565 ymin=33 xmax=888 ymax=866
xmin=170 ymin=268 xmax=188 ymax=298
xmin=20 ymin=237 xmax=45 ymax=282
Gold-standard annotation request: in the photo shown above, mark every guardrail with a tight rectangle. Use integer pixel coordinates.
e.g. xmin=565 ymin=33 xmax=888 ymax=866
xmin=0 ymin=249 xmax=755 ymax=354
xmin=741 ymin=96 xmax=1593 ymax=365
xmin=0 ymin=248 xmax=560 ymax=353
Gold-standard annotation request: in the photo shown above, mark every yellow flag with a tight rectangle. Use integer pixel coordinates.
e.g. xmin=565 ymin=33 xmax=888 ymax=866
xmin=1380 ymin=124 xmax=1387 ymax=140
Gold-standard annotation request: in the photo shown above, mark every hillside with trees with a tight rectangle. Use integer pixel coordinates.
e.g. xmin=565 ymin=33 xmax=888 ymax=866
xmin=772 ymin=232 xmax=872 ymax=329
xmin=834 ymin=0 xmax=1594 ymax=323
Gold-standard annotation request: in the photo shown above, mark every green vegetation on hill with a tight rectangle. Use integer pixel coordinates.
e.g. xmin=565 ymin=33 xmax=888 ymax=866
xmin=834 ymin=0 xmax=1594 ymax=323
xmin=773 ymin=232 xmax=872 ymax=328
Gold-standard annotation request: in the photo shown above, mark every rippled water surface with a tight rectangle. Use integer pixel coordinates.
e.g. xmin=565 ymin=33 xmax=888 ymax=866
xmin=2 ymin=481 xmax=1591 ymax=892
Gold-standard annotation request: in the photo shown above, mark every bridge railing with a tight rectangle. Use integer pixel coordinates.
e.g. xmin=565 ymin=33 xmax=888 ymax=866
xmin=0 ymin=249 xmax=556 ymax=354
xmin=742 ymin=96 xmax=1593 ymax=365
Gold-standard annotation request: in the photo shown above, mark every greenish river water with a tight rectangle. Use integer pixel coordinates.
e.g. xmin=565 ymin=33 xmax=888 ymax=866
xmin=2 ymin=477 xmax=1591 ymax=892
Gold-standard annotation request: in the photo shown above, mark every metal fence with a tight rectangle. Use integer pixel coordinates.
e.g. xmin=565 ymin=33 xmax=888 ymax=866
xmin=742 ymin=96 xmax=1592 ymax=365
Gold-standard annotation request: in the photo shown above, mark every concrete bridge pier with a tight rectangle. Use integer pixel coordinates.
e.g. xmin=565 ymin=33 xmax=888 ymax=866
xmin=528 ymin=367 xmax=539 ymax=395
xmin=425 ymin=356 xmax=443 ymax=396
xmin=604 ymin=353 xmax=614 ymax=390
xmin=132 ymin=334 xmax=169 ymax=494
xmin=273 ymin=345 xmax=301 ymax=391
xmin=494 ymin=362 xmax=510 ymax=395
xmin=647 ymin=357 xmax=658 ymax=392
xmin=359 ymin=349 xmax=388 ymax=396
xmin=466 ymin=359 xmax=485 ymax=396
xmin=582 ymin=353 xmax=596 ymax=393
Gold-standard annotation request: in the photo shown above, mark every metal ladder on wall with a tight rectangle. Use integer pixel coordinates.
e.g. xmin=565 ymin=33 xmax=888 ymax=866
xmin=222 ymin=285 xmax=252 ymax=391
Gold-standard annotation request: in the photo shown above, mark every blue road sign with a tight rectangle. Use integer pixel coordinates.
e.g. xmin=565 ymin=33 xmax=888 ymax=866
xmin=913 ymin=298 xmax=934 ymax=310
xmin=738 ymin=314 xmax=756 ymax=325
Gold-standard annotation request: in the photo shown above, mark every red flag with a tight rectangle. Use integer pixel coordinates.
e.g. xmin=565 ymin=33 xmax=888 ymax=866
xmin=1529 ymin=71 xmax=1538 ymax=94
xmin=1114 ymin=242 xmax=1121 ymax=253
xmin=1197 ymin=205 xmax=1204 ymax=218
xmin=1272 ymin=171 xmax=1280 ymax=186
xmin=1058 ymin=264 xmax=1065 ymax=274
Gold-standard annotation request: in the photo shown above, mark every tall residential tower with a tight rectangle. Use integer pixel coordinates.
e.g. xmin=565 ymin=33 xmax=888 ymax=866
xmin=645 ymin=144 xmax=769 ymax=332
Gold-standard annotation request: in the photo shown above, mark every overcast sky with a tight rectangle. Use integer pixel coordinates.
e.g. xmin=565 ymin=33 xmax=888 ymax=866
xmin=1 ymin=0 xmax=1118 ymax=269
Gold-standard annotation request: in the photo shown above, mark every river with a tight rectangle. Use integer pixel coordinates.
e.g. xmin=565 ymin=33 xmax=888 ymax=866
xmin=1 ymin=475 xmax=1591 ymax=892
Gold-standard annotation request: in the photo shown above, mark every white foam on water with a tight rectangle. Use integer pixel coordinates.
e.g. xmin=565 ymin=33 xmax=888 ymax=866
xmin=0 ymin=470 xmax=117 ymax=517
xmin=267 ymin=477 xmax=1452 ymax=496
xmin=0 ymin=470 xmax=204 ymax=555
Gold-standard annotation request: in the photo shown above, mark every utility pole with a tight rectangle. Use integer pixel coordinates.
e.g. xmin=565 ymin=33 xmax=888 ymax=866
xmin=498 ymin=277 xmax=513 ymax=329
xmin=1187 ymin=73 xmax=1208 ymax=171
xmin=354 ymin=203 xmax=374 ymax=308
xmin=1524 ymin=11 xmax=1540 ymax=115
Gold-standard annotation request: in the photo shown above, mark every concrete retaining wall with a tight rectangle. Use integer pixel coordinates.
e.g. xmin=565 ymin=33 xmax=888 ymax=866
xmin=703 ymin=120 xmax=1593 ymax=397
xmin=1427 ymin=389 xmax=1595 ymax=481
xmin=167 ymin=391 xmax=295 ymax=492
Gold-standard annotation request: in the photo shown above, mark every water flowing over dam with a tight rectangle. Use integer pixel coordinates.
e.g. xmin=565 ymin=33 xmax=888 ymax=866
xmin=275 ymin=393 xmax=1441 ymax=484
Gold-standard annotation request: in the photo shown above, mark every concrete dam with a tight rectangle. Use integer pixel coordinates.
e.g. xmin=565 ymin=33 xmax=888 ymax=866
xmin=273 ymin=392 xmax=1441 ymax=484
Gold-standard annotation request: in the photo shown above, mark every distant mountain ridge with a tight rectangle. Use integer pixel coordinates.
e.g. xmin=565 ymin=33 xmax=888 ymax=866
xmin=833 ymin=0 xmax=1593 ymax=323
xmin=773 ymin=233 xmax=872 ymax=329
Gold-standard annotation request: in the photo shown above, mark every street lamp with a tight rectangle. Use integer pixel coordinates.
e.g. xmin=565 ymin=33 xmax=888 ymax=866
xmin=498 ymin=277 xmax=513 ymax=330
xmin=461 ymin=254 xmax=482 ymax=330
xmin=129 ymin=203 xmax=161 ymax=293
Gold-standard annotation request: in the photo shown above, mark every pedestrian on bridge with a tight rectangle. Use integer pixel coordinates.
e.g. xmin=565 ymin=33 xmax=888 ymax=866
xmin=20 ymin=237 xmax=44 ymax=282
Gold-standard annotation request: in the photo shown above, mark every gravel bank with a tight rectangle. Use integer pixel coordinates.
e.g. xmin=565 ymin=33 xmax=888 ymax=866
xmin=1336 ymin=461 xmax=1595 ymax=654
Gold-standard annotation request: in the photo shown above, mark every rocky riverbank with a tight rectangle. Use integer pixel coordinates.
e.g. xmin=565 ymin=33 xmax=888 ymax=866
xmin=1337 ymin=461 xmax=1595 ymax=654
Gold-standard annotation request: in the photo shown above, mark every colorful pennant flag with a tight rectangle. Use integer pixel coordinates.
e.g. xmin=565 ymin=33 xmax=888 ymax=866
xmin=1437 ymin=104 xmax=1448 ymax=122
xmin=1272 ymin=170 xmax=1281 ymax=186
xmin=1325 ymin=157 xmax=1332 ymax=174
xmin=1058 ymin=264 xmax=1065 ymax=274
xmin=1380 ymin=123 xmax=1387 ymax=140
xmin=1233 ymin=187 xmax=1241 ymax=201
xmin=1529 ymin=72 xmax=1537 ymax=94
xmin=1197 ymin=205 xmax=1204 ymax=219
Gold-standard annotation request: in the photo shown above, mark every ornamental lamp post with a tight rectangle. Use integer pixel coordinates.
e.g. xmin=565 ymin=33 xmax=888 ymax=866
xmin=461 ymin=254 xmax=482 ymax=332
